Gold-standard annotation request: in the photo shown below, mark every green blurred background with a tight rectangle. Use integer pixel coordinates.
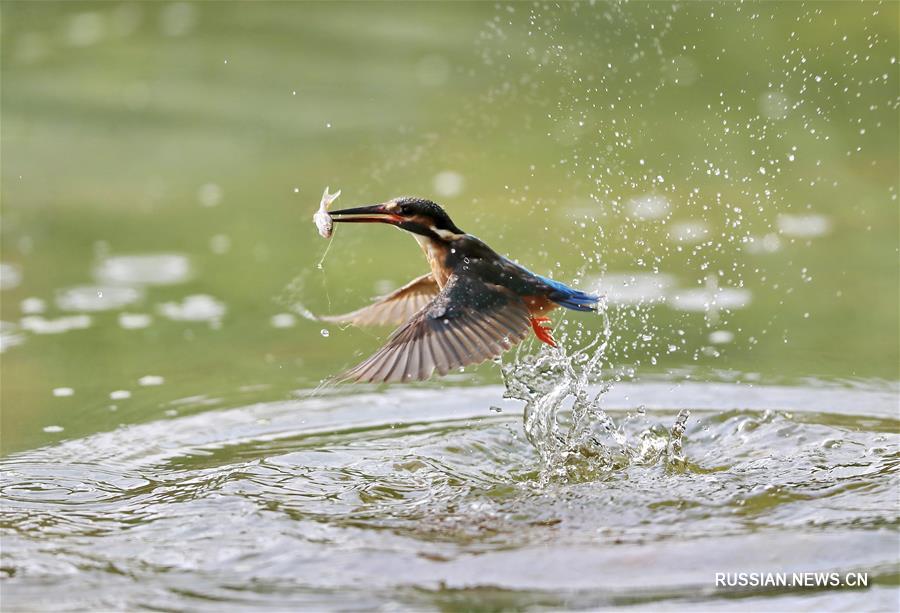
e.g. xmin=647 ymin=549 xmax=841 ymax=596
xmin=1 ymin=1 xmax=897 ymax=454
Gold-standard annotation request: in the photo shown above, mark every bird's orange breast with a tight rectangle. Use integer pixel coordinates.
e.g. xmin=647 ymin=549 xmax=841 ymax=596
xmin=525 ymin=296 xmax=557 ymax=316
xmin=414 ymin=235 xmax=453 ymax=288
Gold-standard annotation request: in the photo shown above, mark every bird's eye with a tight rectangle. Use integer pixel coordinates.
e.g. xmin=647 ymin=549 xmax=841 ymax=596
xmin=397 ymin=205 xmax=410 ymax=216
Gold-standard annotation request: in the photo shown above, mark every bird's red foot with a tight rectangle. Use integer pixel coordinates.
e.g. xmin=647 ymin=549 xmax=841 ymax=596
xmin=530 ymin=316 xmax=557 ymax=347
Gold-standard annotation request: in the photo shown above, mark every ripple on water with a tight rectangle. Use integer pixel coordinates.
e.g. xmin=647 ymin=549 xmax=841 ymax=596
xmin=93 ymin=253 xmax=192 ymax=286
xmin=1 ymin=382 xmax=897 ymax=611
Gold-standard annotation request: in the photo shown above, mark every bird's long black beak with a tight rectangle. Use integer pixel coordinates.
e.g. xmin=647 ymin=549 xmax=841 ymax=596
xmin=329 ymin=204 xmax=402 ymax=225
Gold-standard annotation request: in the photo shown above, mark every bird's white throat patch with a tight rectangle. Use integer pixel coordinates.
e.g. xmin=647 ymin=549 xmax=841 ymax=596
xmin=431 ymin=226 xmax=463 ymax=240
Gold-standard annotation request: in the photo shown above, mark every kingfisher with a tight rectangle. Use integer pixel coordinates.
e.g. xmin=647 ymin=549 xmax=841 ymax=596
xmin=322 ymin=197 xmax=600 ymax=383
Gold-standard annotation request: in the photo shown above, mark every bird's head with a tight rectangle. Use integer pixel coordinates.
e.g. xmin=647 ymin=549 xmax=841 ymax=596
xmin=330 ymin=197 xmax=465 ymax=241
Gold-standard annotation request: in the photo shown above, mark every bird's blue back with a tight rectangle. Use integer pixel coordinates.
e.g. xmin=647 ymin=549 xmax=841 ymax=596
xmin=457 ymin=235 xmax=600 ymax=313
xmin=535 ymin=274 xmax=599 ymax=312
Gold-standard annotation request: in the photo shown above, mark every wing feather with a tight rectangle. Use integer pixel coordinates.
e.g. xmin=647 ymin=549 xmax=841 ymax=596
xmin=339 ymin=274 xmax=532 ymax=383
xmin=320 ymin=273 xmax=439 ymax=327
xmin=423 ymin=335 xmax=443 ymax=377
xmin=440 ymin=328 xmax=466 ymax=370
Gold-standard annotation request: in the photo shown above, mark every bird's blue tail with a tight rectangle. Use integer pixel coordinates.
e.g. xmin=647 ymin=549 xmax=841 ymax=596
xmin=538 ymin=275 xmax=601 ymax=312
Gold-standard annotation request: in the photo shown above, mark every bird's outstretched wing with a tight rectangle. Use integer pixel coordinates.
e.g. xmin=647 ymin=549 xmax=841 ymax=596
xmin=320 ymin=273 xmax=439 ymax=327
xmin=340 ymin=273 xmax=532 ymax=383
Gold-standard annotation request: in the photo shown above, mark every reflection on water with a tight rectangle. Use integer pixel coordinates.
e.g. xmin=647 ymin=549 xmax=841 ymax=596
xmin=20 ymin=314 xmax=92 ymax=334
xmin=117 ymin=312 xmax=152 ymax=330
xmin=667 ymin=221 xmax=710 ymax=244
xmin=777 ymin=213 xmax=832 ymax=238
xmin=55 ymin=285 xmax=143 ymax=312
xmin=669 ymin=285 xmax=752 ymax=314
xmin=592 ymin=273 xmax=675 ymax=306
xmin=93 ymin=253 xmax=192 ymax=286
xmin=138 ymin=375 xmax=165 ymax=386
xmin=708 ymin=330 xmax=735 ymax=345
xmin=589 ymin=273 xmax=752 ymax=319
xmin=0 ymin=263 xmax=23 ymax=290
xmin=270 ymin=313 xmax=297 ymax=328
xmin=0 ymin=321 xmax=25 ymax=353
xmin=197 ymin=183 xmax=223 ymax=208
xmin=744 ymin=233 xmax=783 ymax=254
xmin=158 ymin=294 xmax=226 ymax=323
xmin=626 ymin=193 xmax=670 ymax=221
xmin=432 ymin=170 xmax=465 ymax=198
xmin=19 ymin=297 xmax=45 ymax=314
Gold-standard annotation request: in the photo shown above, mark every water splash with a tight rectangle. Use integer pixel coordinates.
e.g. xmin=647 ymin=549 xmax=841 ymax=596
xmin=501 ymin=310 xmax=692 ymax=483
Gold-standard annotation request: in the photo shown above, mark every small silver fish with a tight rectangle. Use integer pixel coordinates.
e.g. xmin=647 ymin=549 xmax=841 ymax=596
xmin=314 ymin=187 xmax=341 ymax=239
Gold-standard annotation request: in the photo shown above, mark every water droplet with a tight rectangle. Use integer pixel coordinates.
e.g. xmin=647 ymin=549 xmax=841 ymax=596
xmin=43 ymin=425 xmax=64 ymax=433
xmin=52 ymin=387 xmax=74 ymax=397
xmin=320 ymin=329 xmax=330 ymax=337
